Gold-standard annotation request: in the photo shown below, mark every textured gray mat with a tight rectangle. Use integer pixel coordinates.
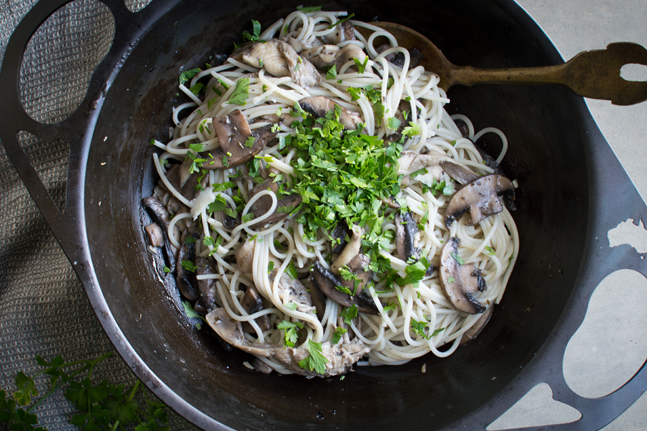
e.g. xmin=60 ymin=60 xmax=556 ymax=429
xmin=0 ymin=0 xmax=197 ymax=429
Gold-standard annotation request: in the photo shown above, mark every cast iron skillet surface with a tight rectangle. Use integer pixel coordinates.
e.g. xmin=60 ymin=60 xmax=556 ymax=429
xmin=1 ymin=0 xmax=647 ymax=430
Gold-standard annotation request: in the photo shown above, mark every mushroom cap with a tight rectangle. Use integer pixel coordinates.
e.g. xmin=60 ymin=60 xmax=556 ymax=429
xmin=439 ymin=237 xmax=487 ymax=314
xmin=311 ymin=261 xmax=378 ymax=314
xmin=444 ymin=174 xmax=515 ymax=227
xmin=205 ymin=118 xmax=278 ymax=170
xmin=460 ymin=305 xmax=494 ymax=345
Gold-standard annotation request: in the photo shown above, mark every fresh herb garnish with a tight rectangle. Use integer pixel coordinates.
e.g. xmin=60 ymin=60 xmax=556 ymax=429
xmin=297 ymin=340 xmax=328 ymax=374
xmin=181 ymin=260 xmax=197 ymax=272
xmin=179 ymin=68 xmax=201 ymax=86
xmin=227 ymin=77 xmax=250 ymax=106
xmin=450 ymin=252 xmax=465 ymax=265
xmin=296 ymin=5 xmax=322 ymax=12
xmin=242 ymin=19 xmax=263 ymax=43
xmin=277 ymin=321 xmax=304 ymax=347
xmin=340 ymin=305 xmax=358 ymax=325
xmin=331 ymin=327 xmax=348 ymax=344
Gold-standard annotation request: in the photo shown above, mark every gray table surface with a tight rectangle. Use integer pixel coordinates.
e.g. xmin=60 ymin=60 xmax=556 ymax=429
xmin=1 ymin=0 xmax=646 ymax=430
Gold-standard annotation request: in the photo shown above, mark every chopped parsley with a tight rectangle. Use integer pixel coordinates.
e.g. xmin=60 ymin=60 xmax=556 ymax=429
xmin=298 ymin=340 xmax=328 ymax=374
xmin=285 ymin=302 xmax=298 ymax=311
xmin=331 ymin=327 xmax=348 ymax=344
xmin=327 ymin=13 xmax=355 ymax=29
xmin=181 ymin=260 xmax=197 ymax=272
xmin=277 ymin=320 xmax=303 ymax=347
xmin=402 ymin=121 xmax=421 ymax=137
xmin=242 ymin=19 xmax=263 ymax=43
xmin=485 ymin=246 xmax=496 ymax=256
xmin=340 ymin=305 xmax=358 ymax=325
xmin=227 ymin=77 xmax=250 ymax=106
xmin=451 ymin=252 xmax=465 ymax=265
xmin=179 ymin=68 xmax=201 ymax=86
xmin=268 ymin=261 xmax=275 ymax=272
xmin=326 ymin=64 xmax=337 ymax=80
xmin=387 ymin=117 xmax=401 ymax=131
xmin=189 ymin=82 xmax=204 ymax=95
xmin=296 ymin=5 xmax=322 ymax=12
xmin=353 ymin=56 xmax=369 ymax=73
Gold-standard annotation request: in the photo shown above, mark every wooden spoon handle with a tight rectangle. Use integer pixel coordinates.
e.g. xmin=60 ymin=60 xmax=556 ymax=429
xmin=448 ymin=42 xmax=647 ymax=105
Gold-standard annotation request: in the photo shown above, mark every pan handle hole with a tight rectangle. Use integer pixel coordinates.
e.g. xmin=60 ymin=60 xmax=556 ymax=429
xmin=16 ymin=131 xmax=70 ymax=214
xmin=18 ymin=0 xmax=115 ymax=125
xmin=487 ymin=383 xmax=581 ymax=430
xmin=563 ymin=269 xmax=647 ymax=399
xmin=124 ymin=0 xmax=153 ymax=13
xmin=621 ymin=64 xmax=647 ymax=82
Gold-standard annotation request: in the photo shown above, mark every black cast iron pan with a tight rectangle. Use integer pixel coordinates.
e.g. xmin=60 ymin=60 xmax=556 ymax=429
xmin=1 ymin=0 xmax=647 ymax=429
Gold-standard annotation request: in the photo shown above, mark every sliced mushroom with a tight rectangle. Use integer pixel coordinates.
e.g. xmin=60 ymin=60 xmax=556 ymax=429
xmin=339 ymin=254 xmax=373 ymax=296
xmin=439 ymin=237 xmax=486 ymax=314
xmin=152 ymin=185 xmax=170 ymax=206
xmin=307 ymin=275 xmax=327 ymax=320
xmin=323 ymin=20 xmax=356 ymax=44
xmin=376 ymin=44 xmax=423 ymax=69
xmin=206 ymin=307 xmax=369 ymax=377
xmin=195 ymin=257 xmax=217 ymax=310
xmin=176 ymin=234 xmax=199 ymax=301
xmin=395 ymin=211 xmax=420 ymax=262
xmin=444 ymin=174 xmax=515 ymax=227
xmin=298 ymin=96 xmax=362 ymax=129
xmin=205 ymin=121 xmax=278 ymax=170
xmin=250 ymin=191 xmax=302 ymax=229
xmin=241 ymin=286 xmax=270 ymax=333
xmin=331 ymin=225 xmax=363 ymax=273
xmin=241 ymin=39 xmax=290 ymax=77
xmin=335 ymin=44 xmax=368 ymax=71
xmin=235 ymin=241 xmax=314 ymax=315
xmin=142 ymin=196 xmax=179 ymax=273
xmin=439 ymin=161 xmax=480 ymax=185
xmin=330 ymin=221 xmax=351 ymax=254
xmin=287 ymin=36 xmax=323 ymax=53
xmin=301 ymin=44 xmax=341 ymax=69
xmin=275 ymin=42 xmax=322 ymax=89
xmin=144 ymin=223 xmax=164 ymax=248
xmin=461 ymin=305 xmax=494 ymax=345
xmin=311 ymin=261 xmax=378 ymax=314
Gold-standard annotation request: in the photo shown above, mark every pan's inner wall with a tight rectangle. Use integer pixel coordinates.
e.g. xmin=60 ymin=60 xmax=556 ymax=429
xmin=84 ymin=0 xmax=589 ymax=429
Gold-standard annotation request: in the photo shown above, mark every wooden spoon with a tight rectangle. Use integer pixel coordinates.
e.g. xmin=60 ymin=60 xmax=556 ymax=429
xmin=373 ymin=22 xmax=647 ymax=106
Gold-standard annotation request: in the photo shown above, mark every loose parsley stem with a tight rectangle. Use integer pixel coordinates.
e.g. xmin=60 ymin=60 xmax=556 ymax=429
xmin=110 ymin=380 xmax=141 ymax=431
xmin=26 ymin=351 xmax=113 ymax=413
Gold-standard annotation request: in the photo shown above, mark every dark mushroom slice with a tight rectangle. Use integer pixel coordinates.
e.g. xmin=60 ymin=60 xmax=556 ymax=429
xmin=444 ymin=174 xmax=515 ymax=227
xmin=439 ymin=161 xmax=480 ymax=185
xmin=311 ymin=261 xmax=378 ymax=315
xmin=307 ymin=275 xmax=327 ymax=321
xmin=142 ymin=196 xmax=178 ymax=273
xmin=330 ymin=221 xmax=351 ymax=254
xmin=395 ymin=211 xmax=421 ymax=262
xmin=460 ymin=305 xmax=494 ymax=345
xmin=298 ymin=96 xmax=362 ymax=130
xmin=241 ymin=286 xmax=270 ymax=333
xmin=339 ymin=254 xmax=373 ymax=296
xmin=205 ymin=113 xmax=278 ymax=169
xmin=376 ymin=44 xmax=422 ymax=69
xmin=195 ymin=257 xmax=217 ymax=310
xmin=323 ymin=19 xmax=356 ymax=44
xmin=144 ymin=223 xmax=164 ymax=248
xmin=439 ymin=237 xmax=486 ymax=314
xmin=176 ymin=233 xmax=200 ymax=301
xmin=250 ymin=192 xmax=302 ymax=229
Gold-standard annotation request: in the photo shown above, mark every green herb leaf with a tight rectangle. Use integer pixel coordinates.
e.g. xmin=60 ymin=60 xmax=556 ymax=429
xmin=181 ymin=260 xmax=197 ymax=272
xmin=296 ymin=5 xmax=322 ymax=12
xmin=353 ymin=55 xmax=369 ymax=73
xmin=244 ymin=136 xmax=256 ymax=148
xmin=212 ymin=182 xmax=236 ymax=192
xmin=327 ymin=13 xmax=355 ymax=29
xmin=326 ymin=64 xmax=337 ymax=80
xmin=297 ymin=340 xmax=328 ymax=374
xmin=241 ymin=213 xmax=254 ymax=223
xmin=340 ymin=304 xmax=358 ymax=325
xmin=227 ymin=77 xmax=250 ymax=106
xmin=331 ymin=327 xmax=348 ymax=344
xmin=189 ymin=82 xmax=204 ymax=95
xmin=183 ymin=301 xmax=206 ymax=322
xmin=268 ymin=261 xmax=275 ymax=272
xmin=13 ymin=372 xmax=38 ymax=406
xmin=485 ymin=246 xmax=496 ymax=256
xmin=285 ymin=302 xmax=298 ymax=311
xmin=179 ymin=68 xmax=201 ymax=86
xmin=387 ymin=117 xmax=401 ymax=131
xmin=450 ymin=252 xmax=465 ymax=265
xmin=402 ymin=121 xmax=421 ymax=137
xmin=277 ymin=320 xmax=303 ymax=347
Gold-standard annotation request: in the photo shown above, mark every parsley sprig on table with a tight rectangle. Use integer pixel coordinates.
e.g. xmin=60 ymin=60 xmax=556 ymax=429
xmin=0 ymin=352 xmax=170 ymax=431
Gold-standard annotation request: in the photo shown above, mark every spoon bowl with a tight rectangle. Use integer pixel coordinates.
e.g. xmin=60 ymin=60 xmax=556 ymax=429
xmin=374 ymin=21 xmax=647 ymax=105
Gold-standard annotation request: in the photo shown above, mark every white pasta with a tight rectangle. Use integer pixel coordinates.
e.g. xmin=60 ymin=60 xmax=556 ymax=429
xmin=149 ymin=10 xmax=519 ymax=375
